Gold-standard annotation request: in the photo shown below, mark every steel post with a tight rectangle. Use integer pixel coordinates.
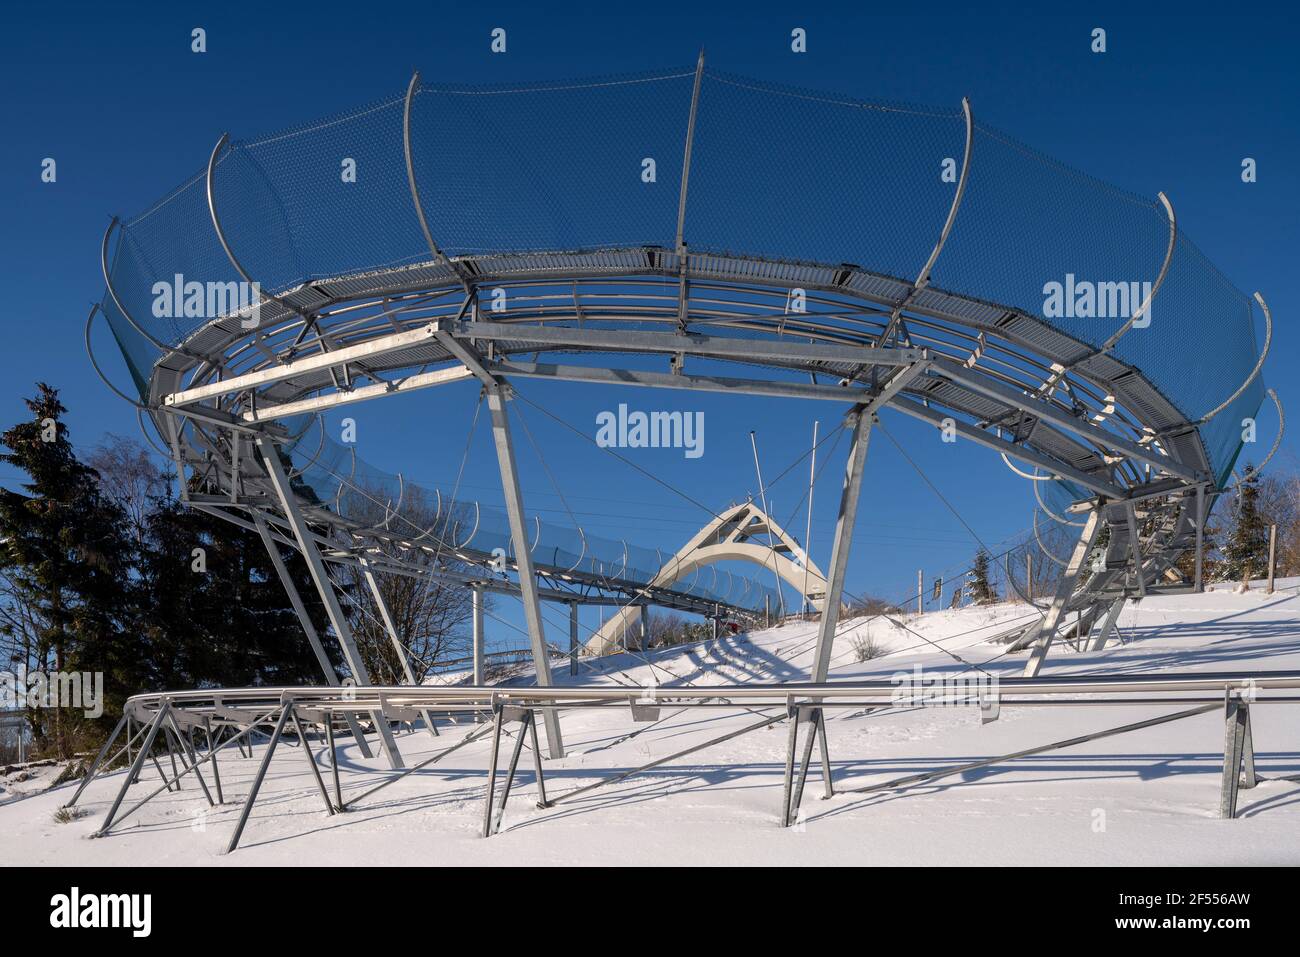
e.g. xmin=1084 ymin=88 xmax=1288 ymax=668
xmin=1220 ymin=692 xmax=1250 ymax=819
xmin=63 ymin=713 xmax=126 ymax=809
xmin=1024 ymin=508 xmax=1102 ymax=677
xmin=227 ymin=705 xmax=292 ymax=853
xmin=472 ymin=584 xmax=485 ymax=686
xmin=256 ymin=436 xmax=403 ymax=769
xmin=486 ymin=385 xmax=564 ymax=758
xmin=359 ymin=554 xmax=439 ymax=739
xmin=290 ymin=708 xmax=336 ymax=816
xmin=811 ymin=407 xmax=872 ymax=682
xmin=1088 ymin=596 xmax=1126 ymax=653
xmin=568 ymin=600 xmax=579 ymax=677
xmin=98 ymin=705 xmax=168 ymax=835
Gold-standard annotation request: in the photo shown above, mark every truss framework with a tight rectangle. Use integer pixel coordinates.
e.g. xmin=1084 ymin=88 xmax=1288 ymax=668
xmin=64 ymin=673 xmax=1295 ymax=851
xmin=90 ymin=65 xmax=1276 ymax=775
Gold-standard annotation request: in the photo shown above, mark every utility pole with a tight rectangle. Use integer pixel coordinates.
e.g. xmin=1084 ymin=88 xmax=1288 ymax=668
xmin=1267 ymin=524 xmax=1277 ymax=594
xmin=917 ymin=569 xmax=923 ymax=614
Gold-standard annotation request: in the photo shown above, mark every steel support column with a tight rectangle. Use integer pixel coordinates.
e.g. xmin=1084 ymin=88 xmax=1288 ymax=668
xmin=781 ymin=704 xmax=833 ymax=827
xmin=472 ymin=584 xmax=485 ymax=686
xmin=1023 ymin=508 xmax=1102 ymax=678
xmin=358 ymin=554 xmax=439 ymax=739
xmin=1220 ymin=691 xmax=1256 ymax=819
xmin=252 ymin=512 xmax=374 ymax=757
xmin=255 ymin=437 xmax=404 ymax=769
xmin=811 ymin=406 xmax=872 ymax=682
xmin=486 ymin=385 xmax=564 ymax=758
xmin=569 ymin=600 xmax=579 ymax=676
xmin=1194 ymin=484 xmax=1206 ymax=593
xmin=1087 ymin=596 xmax=1126 ymax=653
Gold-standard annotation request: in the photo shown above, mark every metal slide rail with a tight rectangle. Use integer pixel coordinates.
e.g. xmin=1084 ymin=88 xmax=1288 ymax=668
xmin=63 ymin=672 xmax=1300 ymax=851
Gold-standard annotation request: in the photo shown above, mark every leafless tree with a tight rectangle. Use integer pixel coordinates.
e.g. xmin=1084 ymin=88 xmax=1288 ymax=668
xmin=86 ymin=434 xmax=170 ymax=542
xmin=332 ymin=482 xmax=479 ymax=683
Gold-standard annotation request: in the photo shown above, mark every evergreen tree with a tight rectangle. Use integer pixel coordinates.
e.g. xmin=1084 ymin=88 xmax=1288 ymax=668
xmin=136 ymin=483 xmax=339 ymax=690
xmin=969 ymin=547 xmax=998 ymax=605
xmin=0 ymin=384 xmax=140 ymax=755
xmin=1221 ymin=467 xmax=1270 ymax=584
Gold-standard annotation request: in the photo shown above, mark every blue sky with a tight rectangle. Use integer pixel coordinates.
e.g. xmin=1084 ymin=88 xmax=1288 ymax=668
xmin=1 ymin=1 xmax=1294 ymax=651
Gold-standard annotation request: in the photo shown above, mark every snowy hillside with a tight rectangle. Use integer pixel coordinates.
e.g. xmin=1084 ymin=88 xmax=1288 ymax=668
xmin=4 ymin=582 xmax=1300 ymax=866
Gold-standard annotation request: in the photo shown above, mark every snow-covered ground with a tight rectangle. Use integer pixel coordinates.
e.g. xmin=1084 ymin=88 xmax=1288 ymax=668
xmin=4 ymin=581 xmax=1300 ymax=866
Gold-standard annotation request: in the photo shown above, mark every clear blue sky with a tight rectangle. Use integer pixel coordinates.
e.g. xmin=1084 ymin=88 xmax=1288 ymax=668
xmin=1 ymin=1 xmax=1294 ymax=650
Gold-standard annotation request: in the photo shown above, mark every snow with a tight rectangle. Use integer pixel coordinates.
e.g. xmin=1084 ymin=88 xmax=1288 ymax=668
xmin=4 ymin=582 xmax=1300 ymax=866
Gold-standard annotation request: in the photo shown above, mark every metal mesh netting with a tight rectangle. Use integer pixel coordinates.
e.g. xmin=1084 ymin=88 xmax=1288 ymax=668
xmin=285 ymin=422 xmax=784 ymax=613
xmin=101 ymin=66 xmax=1263 ymax=484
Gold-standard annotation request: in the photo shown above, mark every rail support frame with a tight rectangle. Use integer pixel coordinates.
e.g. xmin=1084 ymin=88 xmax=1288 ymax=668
xmin=472 ymin=583 xmax=485 ymax=686
xmin=63 ymin=713 xmax=127 ymax=809
xmin=226 ymin=704 xmax=293 ymax=853
xmin=290 ymin=708 xmax=338 ymax=816
xmin=1220 ymin=691 xmax=1257 ymax=819
xmin=358 ymin=553 xmax=440 ymax=739
xmin=97 ymin=704 xmax=169 ymax=836
xmin=781 ymin=704 xmax=833 ymax=828
xmin=256 ymin=436 xmax=403 ymax=769
xmin=253 ymin=511 xmax=373 ymax=757
xmin=482 ymin=705 xmax=548 ymax=837
xmin=486 ymin=385 xmax=564 ymax=758
xmin=569 ymin=600 xmax=579 ymax=676
xmin=1087 ymin=596 xmax=1126 ymax=653
xmin=810 ymin=405 xmax=873 ymax=683
xmin=1024 ymin=507 xmax=1102 ymax=677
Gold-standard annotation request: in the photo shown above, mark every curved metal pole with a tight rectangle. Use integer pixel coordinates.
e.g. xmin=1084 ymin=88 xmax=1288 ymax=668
xmin=402 ymin=71 xmax=472 ymax=296
xmin=1224 ymin=388 xmax=1285 ymax=486
xmin=100 ymin=218 xmax=193 ymax=357
xmin=995 ymin=427 xmax=1054 ymax=482
xmin=913 ymin=96 xmax=974 ymax=292
xmin=1038 ymin=191 xmax=1178 ymax=398
xmin=878 ymin=96 xmax=973 ymax=346
xmin=136 ymin=408 xmax=174 ymax=459
xmin=205 ymin=133 xmax=322 ymax=337
xmin=1033 ymin=470 xmax=1085 ymax=527
xmin=1004 ymin=552 xmax=1048 ymax=611
xmin=1097 ymin=191 xmax=1178 ymax=354
xmin=1198 ymin=292 xmax=1273 ymax=424
xmin=1032 ymin=507 xmax=1070 ymax=568
xmin=85 ymin=304 xmax=149 ymax=409
xmin=457 ymin=500 xmax=482 ymax=549
xmin=564 ymin=528 xmax=588 ymax=574
xmin=1001 ymin=452 xmax=1054 ymax=481
xmin=1040 ymin=192 xmax=1185 ymax=405
xmin=285 ymin=414 xmax=328 ymax=481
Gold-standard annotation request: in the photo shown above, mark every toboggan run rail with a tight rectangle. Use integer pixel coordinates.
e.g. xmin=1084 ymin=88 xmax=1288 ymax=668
xmin=62 ymin=672 xmax=1300 ymax=851
xmin=86 ymin=64 xmax=1285 ymax=837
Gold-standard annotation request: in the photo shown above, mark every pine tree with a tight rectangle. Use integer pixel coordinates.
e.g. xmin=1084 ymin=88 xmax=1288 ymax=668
xmin=1221 ymin=467 xmax=1270 ymax=584
xmin=136 ymin=493 xmax=339 ymax=690
xmin=0 ymin=385 xmax=139 ymax=756
xmin=969 ymin=547 xmax=998 ymax=605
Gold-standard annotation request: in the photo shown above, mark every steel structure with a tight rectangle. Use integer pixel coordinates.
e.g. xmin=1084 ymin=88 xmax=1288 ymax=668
xmin=64 ymin=673 xmax=1298 ymax=849
xmin=88 ymin=63 xmax=1277 ymax=777
xmin=587 ymin=500 xmax=829 ymax=654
